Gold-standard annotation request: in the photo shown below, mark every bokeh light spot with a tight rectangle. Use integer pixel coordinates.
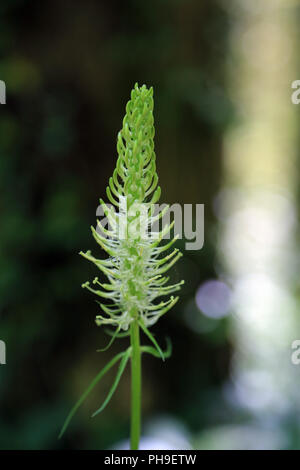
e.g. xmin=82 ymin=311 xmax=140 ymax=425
xmin=195 ymin=280 xmax=232 ymax=319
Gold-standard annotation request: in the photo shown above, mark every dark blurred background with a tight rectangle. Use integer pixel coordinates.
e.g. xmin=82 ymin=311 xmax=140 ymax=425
xmin=1 ymin=0 xmax=300 ymax=450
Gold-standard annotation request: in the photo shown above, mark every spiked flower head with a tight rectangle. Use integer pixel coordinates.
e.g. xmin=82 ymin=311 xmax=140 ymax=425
xmin=80 ymin=83 xmax=184 ymax=332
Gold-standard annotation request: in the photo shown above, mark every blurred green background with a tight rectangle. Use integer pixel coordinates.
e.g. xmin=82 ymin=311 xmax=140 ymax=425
xmin=1 ymin=0 xmax=300 ymax=450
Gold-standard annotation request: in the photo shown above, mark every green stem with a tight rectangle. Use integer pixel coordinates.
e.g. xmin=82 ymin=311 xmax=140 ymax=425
xmin=130 ymin=319 xmax=141 ymax=450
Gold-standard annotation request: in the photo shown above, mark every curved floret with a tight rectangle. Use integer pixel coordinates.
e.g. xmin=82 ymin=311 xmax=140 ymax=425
xmin=80 ymin=83 xmax=184 ymax=331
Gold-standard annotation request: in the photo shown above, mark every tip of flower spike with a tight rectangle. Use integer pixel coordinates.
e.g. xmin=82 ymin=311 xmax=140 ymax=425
xmin=132 ymin=82 xmax=152 ymax=95
xmin=82 ymin=282 xmax=90 ymax=289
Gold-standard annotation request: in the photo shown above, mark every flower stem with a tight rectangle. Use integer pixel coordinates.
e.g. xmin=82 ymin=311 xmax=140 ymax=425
xmin=130 ymin=319 xmax=141 ymax=450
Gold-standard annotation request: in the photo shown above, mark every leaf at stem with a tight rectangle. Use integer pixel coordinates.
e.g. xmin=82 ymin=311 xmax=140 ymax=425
xmin=97 ymin=326 xmax=121 ymax=352
xmin=141 ymin=337 xmax=172 ymax=359
xmin=104 ymin=327 xmax=131 ymax=338
xmin=58 ymin=349 xmax=130 ymax=439
xmin=91 ymin=348 xmax=131 ymax=417
xmin=138 ymin=320 xmax=165 ymax=361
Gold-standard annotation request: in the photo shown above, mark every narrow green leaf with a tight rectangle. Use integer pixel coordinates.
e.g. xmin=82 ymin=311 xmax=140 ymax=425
xmin=139 ymin=320 xmax=165 ymax=361
xmin=58 ymin=349 xmax=129 ymax=439
xmin=104 ymin=327 xmax=131 ymax=338
xmin=141 ymin=337 xmax=172 ymax=359
xmin=97 ymin=326 xmax=121 ymax=352
xmin=91 ymin=348 xmax=131 ymax=418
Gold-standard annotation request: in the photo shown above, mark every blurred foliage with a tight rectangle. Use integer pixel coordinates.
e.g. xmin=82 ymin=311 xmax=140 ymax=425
xmin=0 ymin=0 xmax=238 ymax=449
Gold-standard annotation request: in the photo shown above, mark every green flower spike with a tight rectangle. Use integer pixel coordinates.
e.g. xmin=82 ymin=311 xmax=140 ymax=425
xmin=59 ymin=83 xmax=184 ymax=449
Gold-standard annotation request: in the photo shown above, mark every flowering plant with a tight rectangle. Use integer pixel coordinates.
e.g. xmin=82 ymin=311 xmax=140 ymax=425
xmin=59 ymin=84 xmax=184 ymax=449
